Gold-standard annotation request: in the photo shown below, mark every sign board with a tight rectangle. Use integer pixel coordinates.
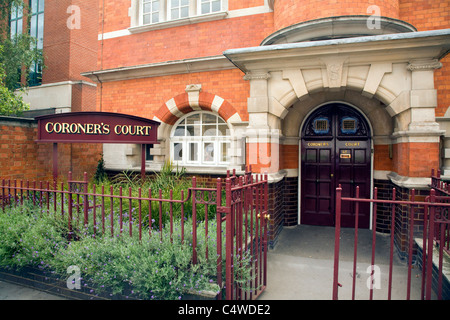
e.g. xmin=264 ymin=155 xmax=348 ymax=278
xmin=36 ymin=112 xmax=160 ymax=144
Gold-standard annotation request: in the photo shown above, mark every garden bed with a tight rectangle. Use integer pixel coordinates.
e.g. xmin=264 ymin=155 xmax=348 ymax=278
xmin=0 ymin=265 xmax=220 ymax=300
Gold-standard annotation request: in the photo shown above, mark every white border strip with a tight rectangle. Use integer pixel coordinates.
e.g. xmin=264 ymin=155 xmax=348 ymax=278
xmin=99 ymin=5 xmax=272 ymax=41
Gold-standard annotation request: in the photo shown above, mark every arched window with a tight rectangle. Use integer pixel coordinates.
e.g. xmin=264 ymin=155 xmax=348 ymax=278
xmin=171 ymin=112 xmax=231 ymax=166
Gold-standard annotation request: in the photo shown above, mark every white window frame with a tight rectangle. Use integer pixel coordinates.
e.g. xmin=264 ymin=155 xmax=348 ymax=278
xmin=198 ymin=0 xmax=222 ymax=15
xmin=135 ymin=0 xmax=227 ymax=28
xmin=168 ymin=0 xmax=190 ymax=20
xmin=141 ymin=0 xmax=163 ymax=25
xmin=170 ymin=111 xmax=231 ymax=167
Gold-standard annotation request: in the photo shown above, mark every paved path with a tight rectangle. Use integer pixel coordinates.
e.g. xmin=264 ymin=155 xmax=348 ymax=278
xmin=0 ymin=280 xmax=66 ymax=300
xmin=258 ymin=225 xmax=427 ymax=300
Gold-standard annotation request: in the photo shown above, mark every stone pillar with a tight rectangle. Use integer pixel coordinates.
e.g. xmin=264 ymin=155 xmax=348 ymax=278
xmin=389 ymin=59 xmax=444 ymax=259
xmin=390 ymin=59 xmax=444 ymax=186
xmin=244 ymin=71 xmax=282 ymax=176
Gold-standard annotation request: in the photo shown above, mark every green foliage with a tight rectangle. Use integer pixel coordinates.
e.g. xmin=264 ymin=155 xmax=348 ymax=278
xmin=92 ymin=162 xmax=211 ymax=231
xmin=0 ymin=34 xmax=44 ymax=91
xmin=0 ymin=46 xmax=30 ymax=116
xmin=0 ymin=200 xmax=66 ymax=269
xmin=0 ymin=0 xmax=45 ymax=116
xmin=93 ymin=154 xmax=108 ymax=184
xmin=0 ymin=197 xmax=257 ymax=299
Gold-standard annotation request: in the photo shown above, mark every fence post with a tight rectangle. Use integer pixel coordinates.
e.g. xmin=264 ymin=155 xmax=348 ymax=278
xmin=388 ymin=188 xmax=396 ymax=300
xmin=192 ymin=177 xmax=198 ymax=264
xmin=1 ymin=179 xmax=5 ymax=212
xmin=426 ymin=189 xmax=436 ymax=300
xmin=216 ymin=178 xmax=223 ymax=300
xmin=83 ymin=172 xmax=88 ymax=228
xmin=407 ymin=189 xmax=415 ymax=300
xmin=68 ymin=172 xmax=73 ymax=241
xmin=333 ymin=186 xmax=342 ymax=300
xmin=225 ymin=177 xmax=233 ymax=300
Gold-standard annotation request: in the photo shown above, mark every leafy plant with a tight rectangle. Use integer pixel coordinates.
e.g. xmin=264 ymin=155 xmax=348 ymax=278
xmin=0 ymin=171 xmax=260 ymax=300
xmin=93 ymin=154 xmax=108 ymax=184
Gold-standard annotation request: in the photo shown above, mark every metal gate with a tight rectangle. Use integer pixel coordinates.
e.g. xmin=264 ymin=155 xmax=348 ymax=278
xmin=333 ymin=178 xmax=450 ymax=300
xmin=217 ymin=170 xmax=269 ymax=300
xmin=1 ymin=168 xmax=268 ymax=301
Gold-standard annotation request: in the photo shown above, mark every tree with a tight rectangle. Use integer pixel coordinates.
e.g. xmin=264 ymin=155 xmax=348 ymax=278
xmin=0 ymin=45 xmax=30 ymax=116
xmin=0 ymin=0 xmax=44 ymax=115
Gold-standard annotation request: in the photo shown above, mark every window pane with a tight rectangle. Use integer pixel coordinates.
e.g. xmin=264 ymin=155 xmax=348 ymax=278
xmin=218 ymin=124 xmax=228 ymax=136
xmin=171 ymin=8 xmax=178 ymax=19
xmin=203 ymin=125 xmax=216 ymax=136
xmin=186 ymin=125 xmax=200 ymax=136
xmin=172 ymin=0 xmax=179 ymax=6
xmin=201 ymin=3 xmax=209 ymax=14
xmin=31 ymin=0 xmax=38 ymax=13
xmin=171 ymin=112 xmax=231 ymax=165
xmin=181 ymin=6 xmax=189 ymax=18
xmin=186 ymin=113 xmax=200 ymax=124
xmin=221 ymin=143 xmax=230 ymax=162
xmin=11 ymin=6 xmax=17 ymax=19
xmin=143 ymin=0 xmax=159 ymax=24
xmin=203 ymin=113 xmax=216 ymax=123
xmin=37 ymin=13 xmax=44 ymax=49
xmin=144 ymin=3 xmax=152 ymax=13
xmin=17 ymin=18 xmax=22 ymax=34
xmin=189 ymin=143 xmax=198 ymax=162
xmin=212 ymin=0 xmax=221 ymax=12
xmin=10 ymin=22 xmax=16 ymax=36
xmin=181 ymin=0 xmax=189 ymax=5
xmin=174 ymin=125 xmax=185 ymax=136
xmin=30 ymin=15 xmax=37 ymax=38
xmin=204 ymin=143 xmax=215 ymax=162
xmin=173 ymin=143 xmax=183 ymax=161
xmin=38 ymin=0 xmax=45 ymax=12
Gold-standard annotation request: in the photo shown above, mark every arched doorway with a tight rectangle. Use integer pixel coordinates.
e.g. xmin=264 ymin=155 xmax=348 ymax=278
xmin=300 ymin=103 xmax=371 ymax=228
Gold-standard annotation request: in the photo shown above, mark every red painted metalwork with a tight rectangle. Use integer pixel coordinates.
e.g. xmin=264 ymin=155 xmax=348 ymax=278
xmin=35 ymin=112 xmax=160 ymax=181
xmin=36 ymin=112 xmax=159 ymax=144
xmin=0 ymin=167 xmax=268 ymax=300
xmin=333 ymin=175 xmax=450 ymax=300
xmin=431 ymin=169 xmax=450 ymax=256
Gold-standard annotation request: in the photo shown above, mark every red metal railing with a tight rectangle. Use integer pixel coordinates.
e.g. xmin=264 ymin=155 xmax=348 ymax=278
xmin=0 ymin=168 xmax=268 ymax=300
xmin=333 ymin=185 xmax=450 ymax=300
xmin=430 ymin=169 xmax=450 ymax=255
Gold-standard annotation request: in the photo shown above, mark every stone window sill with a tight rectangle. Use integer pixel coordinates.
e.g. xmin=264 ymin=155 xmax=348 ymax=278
xmin=129 ymin=11 xmax=228 ymax=34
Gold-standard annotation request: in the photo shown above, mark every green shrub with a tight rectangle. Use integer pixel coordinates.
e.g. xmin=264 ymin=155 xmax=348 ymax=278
xmin=0 ymin=201 xmax=66 ymax=269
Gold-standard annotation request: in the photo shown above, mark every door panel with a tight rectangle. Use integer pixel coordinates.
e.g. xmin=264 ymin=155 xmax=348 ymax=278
xmin=336 ymin=140 xmax=370 ymax=228
xmin=301 ymin=140 xmax=334 ymax=226
xmin=301 ymin=104 xmax=371 ymax=228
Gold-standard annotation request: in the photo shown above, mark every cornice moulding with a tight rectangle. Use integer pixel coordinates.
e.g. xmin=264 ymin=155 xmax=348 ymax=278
xmin=82 ymin=55 xmax=235 ymax=83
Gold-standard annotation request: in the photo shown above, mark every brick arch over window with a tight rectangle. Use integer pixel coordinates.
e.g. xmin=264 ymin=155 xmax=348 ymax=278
xmin=154 ymin=91 xmax=241 ymax=125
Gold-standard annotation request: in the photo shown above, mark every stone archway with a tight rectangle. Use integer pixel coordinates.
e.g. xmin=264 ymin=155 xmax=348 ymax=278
xmin=152 ymin=85 xmax=245 ymax=169
xmin=224 ymin=30 xmax=448 ymax=186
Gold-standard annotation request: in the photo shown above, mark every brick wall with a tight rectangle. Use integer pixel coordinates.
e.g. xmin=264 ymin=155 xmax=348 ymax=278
xmin=99 ymin=6 xmax=274 ymax=69
xmin=43 ymin=0 xmax=98 ymax=84
xmin=283 ymin=177 xmax=298 ymax=226
xmin=268 ymin=178 xmax=284 ymax=248
xmin=99 ymin=69 xmax=250 ymax=121
xmin=399 ymin=0 xmax=450 ymax=117
xmin=273 ymin=0 xmax=400 ymax=31
xmin=393 ymin=142 xmax=440 ymax=178
xmin=40 ymin=0 xmax=98 ymax=112
xmin=0 ymin=118 xmax=101 ymax=182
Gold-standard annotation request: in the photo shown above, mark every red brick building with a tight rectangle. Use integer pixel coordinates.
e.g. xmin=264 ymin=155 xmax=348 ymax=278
xmin=4 ymin=1 xmax=450 ymax=249
xmin=80 ymin=0 xmax=450 ymax=248
xmin=0 ymin=0 xmax=101 ymax=181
